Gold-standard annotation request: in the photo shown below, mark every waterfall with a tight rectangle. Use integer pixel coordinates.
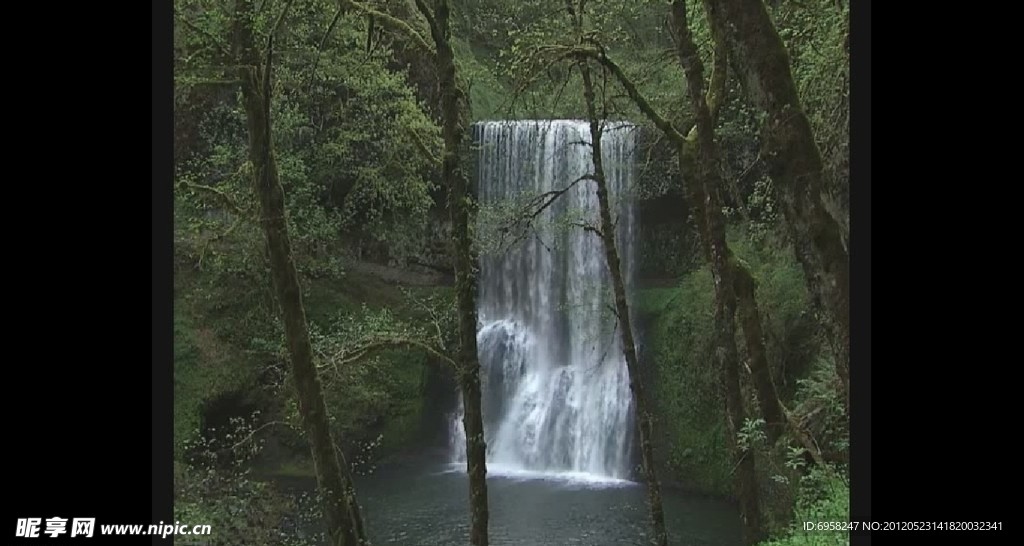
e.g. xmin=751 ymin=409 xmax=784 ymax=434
xmin=448 ymin=120 xmax=637 ymax=483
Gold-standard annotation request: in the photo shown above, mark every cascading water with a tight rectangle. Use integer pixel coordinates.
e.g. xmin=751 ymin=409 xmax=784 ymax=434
xmin=448 ymin=120 xmax=638 ymax=484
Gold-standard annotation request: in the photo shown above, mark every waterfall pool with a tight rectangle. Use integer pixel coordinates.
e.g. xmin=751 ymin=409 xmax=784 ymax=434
xmin=274 ymin=458 xmax=742 ymax=546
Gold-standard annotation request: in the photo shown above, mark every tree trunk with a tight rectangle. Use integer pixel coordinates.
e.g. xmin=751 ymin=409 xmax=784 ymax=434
xmin=234 ymin=1 xmax=367 ymax=545
xmin=420 ymin=1 xmax=490 ymax=544
xmin=671 ymin=2 xmax=765 ymax=543
xmin=677 ymin=150 xmax=773 ymax=544
xmin=580 ymin=61 xmax=669 ymax=546
xmin=709 ymin=0 xmax=850 ymax=407
xmin=733 ymin=265 xmax=785 ymax=445
xmin=339 ymin=1 xmax=490 ymax=542
xmin=688 ymin=0 xmax=788 ymax=448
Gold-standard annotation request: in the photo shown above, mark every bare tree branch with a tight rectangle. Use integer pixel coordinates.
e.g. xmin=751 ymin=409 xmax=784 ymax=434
xmin=570 ymin=221 xmax=604 ymax=239
xmin=229 ymin=420 xmax=297 ymax=451
xmin=175 ymin=75 xmax=242 ymax=87
xmin=781 ymin=402 xmax=826 ymax=467
xmin=498 ymin=174 xmax=597 ymax=249
xmin=179 ymin=181 xmax=248 ymax=214
xmin=401 ymin=287 xmax=448 ymax=349
xmin=326 ymin=337 xmax=458 ymax=369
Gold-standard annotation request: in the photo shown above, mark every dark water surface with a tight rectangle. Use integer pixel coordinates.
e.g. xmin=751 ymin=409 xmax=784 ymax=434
xmin=280 ymin=459 xmax=742 ymax=546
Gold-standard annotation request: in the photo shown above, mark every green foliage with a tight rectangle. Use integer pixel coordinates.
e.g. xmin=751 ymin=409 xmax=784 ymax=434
xmin=738 ymin=417 xmax=768 ymax=453
xmin=176 ymin=415 xmax=322 ymax=546
xmin=290 ymin=43 xmax=440 ymax=260
xmin=173 ymin=0 xmax=456 ymax=483
xmin=175 ymin=0 xmax=440 ymax=278
xmin=636 ymin=227 xmax=819 ymax=495
xmin=448 ymin=0 xmax=689 ymax=121
xmin=453 ymin=38 xmax=510 ymax=120
xmin=760 ymin=464 xmax=850 ymax=546
xmin=730 ymin=339 xmax=849 ymax=538
xmin=790 ymin=355 xmax=850 ymax=460
xmin=303 ymin=322 xmax=425 ymax=445
xmin=173 ymin=310 xmax=204 ymax=453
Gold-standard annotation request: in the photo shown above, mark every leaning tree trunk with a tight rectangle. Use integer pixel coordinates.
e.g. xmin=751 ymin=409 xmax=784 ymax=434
xmin=417 ymin=1 xmax=490 ymax=544
xmin=684 ymin=0 xmax=787 ymax=447
xmin=672 ymin=1 xmax=765 ymax=542
xmin=733 ymin=265 xmax=785 ymax=444
xmin=709 ymin=0 xmax=850 ymax=408
xmin=579 ymin=61 xmax=669 ymax=546
xmin=677 ymin=142 xmax=769 ymax=544
xmin=234 ymin=1 xmax=367 ymax=545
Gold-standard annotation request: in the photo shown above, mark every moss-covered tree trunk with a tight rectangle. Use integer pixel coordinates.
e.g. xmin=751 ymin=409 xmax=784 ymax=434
xmin=684 ymin=0 xmax=787 ymax=447
xmin=710 ymin=0 xmax=851 ymax=407
xmin=671 ymin=2 xmax=765 ymax=542
xmin=336 ymin=1 xmax=490 ymax=542
xmin=733 ymin=265 xmax=785 ymax=444
xmin=417 ymin=1 xmax=490 ymax=544
xmin=234 ymin=1 xmax=367 ymax=545
xmin=579 ymin=61 xmax=669 ymax=546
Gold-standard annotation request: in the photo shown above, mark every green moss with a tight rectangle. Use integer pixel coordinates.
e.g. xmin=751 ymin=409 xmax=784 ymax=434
xmin=453 ymin=38 xmax=509 ymax=121
xmin=173 ymin=303 xmax=259 ymax=456
xmin=636 ymin=228 xmax=819 ymax=497
xmin=303 ymin=271 xmax=403 ymax=326
xmin=640 ymin=266 xmax=732 ymax=496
